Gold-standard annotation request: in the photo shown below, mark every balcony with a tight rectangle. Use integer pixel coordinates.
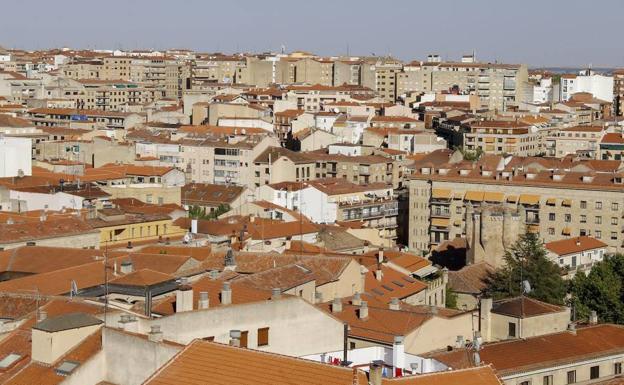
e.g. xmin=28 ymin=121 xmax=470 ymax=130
xmin=431 ymin=208 xmax=451 ymax=218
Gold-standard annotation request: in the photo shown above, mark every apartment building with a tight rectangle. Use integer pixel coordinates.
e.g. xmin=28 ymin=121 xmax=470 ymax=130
xmin=310 ymin=148 xmax=402 ymax=188
xmin=333 ymin=60 xmax=362 ymax=86
xmin=614 ymin=69 xmax=624 ymax=116
xmin=295 ymin=58 xmax=334 ymax=86
xmin=253 ymin=146 xmax=316 ymax=187
xmin=464 ymin=120 xmax=544 ymax=156
xmin=408 ymin=152 xmax=624 ymax=254
xmin=285 ymin=84 xmax=373 ymax=112
xmin=560 ymin=70 xmax=614 ymax=102
xmin=547 ymin=126 xmax=604 ymax=158
xmin=181 ymin=135 xmax=278 ymax=189
xmin=258 ymin=178 xmax=398 ymax=242
xmin=599 ymin=132 xmax=624 ymax=160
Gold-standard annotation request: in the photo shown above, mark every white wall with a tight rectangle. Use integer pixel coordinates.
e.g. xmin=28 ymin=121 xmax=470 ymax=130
xmin=0 ymin=137 xmax=31 ymax=177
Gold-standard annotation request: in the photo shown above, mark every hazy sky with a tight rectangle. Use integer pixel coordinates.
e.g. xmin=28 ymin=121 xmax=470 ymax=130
xmin=2 ymin=0 xmax=623 ymax=67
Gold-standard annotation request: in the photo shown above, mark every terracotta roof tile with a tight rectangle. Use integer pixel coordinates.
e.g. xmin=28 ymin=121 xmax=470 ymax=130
xmin=143 ymin=339 xmax=367 ymax=385
xmin=545 ymin=236 xmax=608 ymax=256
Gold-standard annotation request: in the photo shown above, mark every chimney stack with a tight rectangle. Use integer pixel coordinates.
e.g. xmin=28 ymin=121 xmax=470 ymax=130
xmin=120 ymin=260 xmax=133 ymax=274
xmin=314 ymin=291 xmax=323 ymax=304
xmin=352 ymin=292 xmax=362 ymax=306
xmin=176 ymin=278 xmax=194 ymax=313
xmin=271 ymin=288 xmax=281 ymax=300
xmin=221 ymin=282 xmax=232 ymax=305
xmin=369 ymin=361 xmax=384 ymax=385
xmin=229 ymin=329 xmax=241 ymax=347
xmin=148 ymin=325 xmax=163 ymax=343
xmin=377 ymin=247 xmax=384 ymax=264
xmin=375 ymin=264 xmax=383 ymax=281
xmin=392 ymin=336 xmax=405 ymax=377
xmin=37 ymin=310 xmax=47 ymax=322
xmin=118 ymin=314 xmax=139 ymax=333
xmin=358 ymin=301 xmax=368 ymax=320
xmin=332 ymin=298 xmax=343 ymax=313
xmin=389 ymin=297 xmax=400 ymax=311
xmin=589 ymin=310 xmax=598 ymax=325
xmin=198 ymin=291 xmax=209 ymax=310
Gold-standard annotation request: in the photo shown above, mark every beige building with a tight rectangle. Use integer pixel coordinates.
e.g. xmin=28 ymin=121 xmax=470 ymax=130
xmin=464 ymin=120 xmax=544 ymax=156
xmin=408 ymin=151 xmax=624 ymax=254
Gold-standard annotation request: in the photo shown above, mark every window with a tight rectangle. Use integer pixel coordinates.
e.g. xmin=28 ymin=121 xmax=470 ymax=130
xmin=596 ymin=216 xmax=602 ymax=225
xmin=596 ymin=201 xmax=603 ymax=209
xmin=590 ymin=365 xmax=600 ymax=379
xmin=519 ymin=381 xmax=531 ymax=385
xmin=613 ymin=202 xmax=619 ymax=211
xmin=508 ymin=322 xmax=516 ymax=337
xmin=240 ymin=331 xmax=249 ymax=348
xmin=565 ymin=214 xmax=571 ymax=223
xmin=567 ymin=370 xmax=576 ymax=384
xmin=543 ymin=375 xmax=553 ymax=385
xmin=202 ymin=336 xmax=215 ymax=341
xmin=612 ymin=232 xmax=618 ymax=240
xmin=257 ymin=327 xmax=269 ymax=346
xmin=548 ymin=227 xmax=555 ymax=235
xmin=615 ymin=362 xmax=622 ymax=375
xmin=613 ymin=217 xmax=619 ymax=225
xmin=549 ymin=213 xmax=555 ymax=221
xmin=596 ymin=230 xmax=602 ymax=239
xmin=580 ymin=201 xmax=587 ymax=209
xmin=580 ymin=215 xmax=587 ymax=223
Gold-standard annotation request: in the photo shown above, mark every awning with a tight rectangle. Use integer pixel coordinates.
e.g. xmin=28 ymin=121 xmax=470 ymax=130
xmin=519 ymin=194 xmax=540 ymax=205
xmin=562 ymin=227 xmax=571 ymax=235
xmin=562 ymin=199 xmax=572 ymax=207
xmin=432 ymin=188 xmax=452 ymax=199
xmin=546 ymin=198 xmax=556 ymax=205
xmin=483 ymin=192 xmax=504 ymax=202
xmin=485 ymin=137 xmax=495 ymax=143
xmin=414 ymin=265 xmax=439 ymax=278
xmin=431 ymin=218 xmax=450 ymax=227
xmin=506 ymin=138 xmax=517 ymax=144
xmin=506 ymin=195 xmax=518 ymax=203
xmin=465 ymin=191 xmax=485 ymax=202
xmin=527 ymin=224 xmax=539 ymax=233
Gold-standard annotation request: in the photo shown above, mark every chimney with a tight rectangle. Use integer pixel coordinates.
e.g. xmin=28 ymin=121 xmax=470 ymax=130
xmin=229 ymin=329 xmax=241 ymax=347
xmin=314 ymin=291 xmax=323 ymax=304
xmin=375 ymin=264 xmax=383 ymax=281
xmin=455 ymin=335 xmax=465 ymax=348
xmin=120 ymin=260 xmax=133 ymax=274
xmin=392 ymin=336 xmax=405 ymax=377
xmin=358 ymin=301 xmax=368 ymax=320
xmin=191 ymin=219 xmax=198 ymax=234
xmin=221 ymin=282 xmax=232 ymax=305
xmin=37 ymin=311 xmax=47 ymax=322
xmin=176 ymin=278 xmax=194 ymax=313
xmin=377 ymin=247 xmax=384 ymax=263
xmin=369 ymin=361 xmax=384 ymax=385
xmin=575 ymin=238 xmax=581 ymax=246
xmin=271 ymin=288 xmax=281 ymax=300
xmin=430 ymin=305 xmax=438 ymax=315
xmin=352 ymin=292 xmax=362 ymax=306
xmin=198 ymin=291 xmax=209 ymax=310
xmin=332 ymin=298 xmax=343 ymax=313
xmin=479 ymin=297 xmax=493 ymax=342
xmin=589 ymin=310 xmax=598 ymax=325
xmin=568 ymin=322 xmax=577 ymax=335
xmin=148 ymin=325 xmax=163 ymax=342
xmin=389 ymin=297 xmax=400 ymax=311
xmin=118 ymin=314 xmax=139 ymax=333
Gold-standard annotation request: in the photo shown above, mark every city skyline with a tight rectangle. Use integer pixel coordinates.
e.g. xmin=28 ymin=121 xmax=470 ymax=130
xmin=1 ymin=0 xmax=623 ymax=67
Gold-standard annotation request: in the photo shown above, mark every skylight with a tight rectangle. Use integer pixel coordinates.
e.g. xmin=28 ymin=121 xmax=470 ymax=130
xmin=0 ymin=353 xmax=22 ymax=369
xmin=55 ymin=360 xmax=80 ymax=376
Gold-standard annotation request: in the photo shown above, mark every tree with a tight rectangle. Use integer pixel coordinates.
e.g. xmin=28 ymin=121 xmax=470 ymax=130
xmin=484 ymin=231 xmax=566 ymax=305
xmin=445 ymin=288 xmax=458 ymax=309
xmin=569 ymin=254 xmax=624 ymax=323
xmin=188 ymin=204 xmax=230 ymax=220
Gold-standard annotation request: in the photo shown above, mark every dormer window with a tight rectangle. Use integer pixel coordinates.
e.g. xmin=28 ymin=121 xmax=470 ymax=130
xmin=553 ymin=174 xmax=564 ymax=181
xmin=438 ymin=168 xmax=449 ymax=175
xmin=481 ymin=170 xmax=492 ymax=177
xmin=459 ymin=169 xmax=471 ymax=176
xmin=421 ymin=167 xmax=431 ymax=175
xmin=582 ymin=175 xmax=594 ymax=183
xmin=614 ymin=177 xmax=623 ymax=184
xmin=526 ymin=173 xmax=536 ymax=180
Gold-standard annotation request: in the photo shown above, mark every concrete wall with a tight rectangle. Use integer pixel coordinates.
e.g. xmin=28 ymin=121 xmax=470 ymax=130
xmin=404 ymin=312 xmax=475 ymax=355
xmin=115 ymin=297 xmax=344 ymax=357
